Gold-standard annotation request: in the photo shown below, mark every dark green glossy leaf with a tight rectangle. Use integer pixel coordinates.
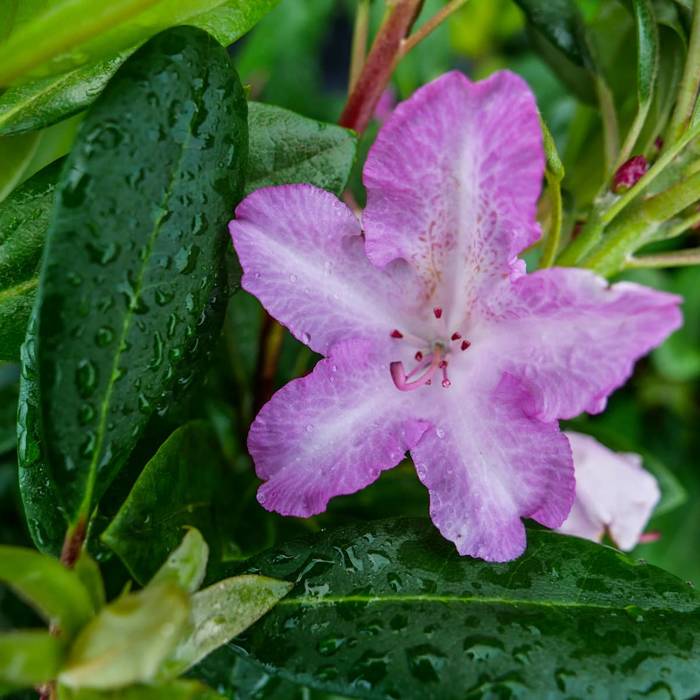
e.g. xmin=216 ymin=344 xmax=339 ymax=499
xmin=34 ymin=27 xmax=247 ymax=524
xmin=0 ymin=631 xmax=66 ymax=686
xmin=101 ymin=422 xmax=225 ymax=585
xmin=17 ymin=310 xmax=66 ymax=557
xmin=0 ymin=161 xmax=60 ymax=362
xmin=0 ymin=0 xmax=281 ymax=85
xmin=513 ymin=0 xmax=595 ymax=69
xmin=226 ymin=519 xmax=700 ymax=699
xmin=246 ymin=103 xmax=357 ymax=198
xmin=0 ymin=372 xmax=19 ymax=456
xmin=0 ymin=546 xmax=94 ymax=636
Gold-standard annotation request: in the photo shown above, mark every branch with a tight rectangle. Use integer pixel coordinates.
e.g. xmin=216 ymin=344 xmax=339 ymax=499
xmin=400 ymin=0 xmax=469 ymax=57
xmin=339 ymin=0 xmax=423 ymax=133
xmin=626 ymin=248 xmax=700 ymax=268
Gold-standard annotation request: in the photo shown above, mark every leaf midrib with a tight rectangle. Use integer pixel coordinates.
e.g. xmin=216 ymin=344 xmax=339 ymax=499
xmin=76 ymin=59 xmax=205 ymax=521
xmin=276 ymin=592 xmax=699 ymax=615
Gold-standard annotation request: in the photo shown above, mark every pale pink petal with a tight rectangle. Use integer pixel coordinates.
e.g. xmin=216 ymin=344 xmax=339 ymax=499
xmin=558 ymin=432 xmax=660 ymax=550
xmin=479 ymin=267 xmax=682 ymax=421
xmin=362 ymin=70 xmax=544 ymax=326
xmin=230 ymin=185 xmax=427 ymax=356
xmin=411 ymin=373 xmax=574 ymax=562
xmin=250 ymin=340 xmax=430 ymax=516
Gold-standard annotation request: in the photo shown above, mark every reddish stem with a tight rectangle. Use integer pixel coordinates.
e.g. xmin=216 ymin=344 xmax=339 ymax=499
xmin=339 ymin=0 xmax=423 ymax=133
xmin=60 ymin=517 xmax=87 ymax=569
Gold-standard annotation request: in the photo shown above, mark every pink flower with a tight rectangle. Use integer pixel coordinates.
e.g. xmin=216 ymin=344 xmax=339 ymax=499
xmin=558 ymin=432 xmax=660 ymax=550
xmin=229 ymin=71 xmax=681 ymax=562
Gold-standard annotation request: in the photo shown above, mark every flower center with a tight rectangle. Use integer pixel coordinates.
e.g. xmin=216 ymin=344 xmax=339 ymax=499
xmin=389 ymin=316 xmax=471 ymax=392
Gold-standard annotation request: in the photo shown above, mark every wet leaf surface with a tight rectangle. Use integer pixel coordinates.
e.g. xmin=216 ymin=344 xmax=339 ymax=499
xmin=224 ymin=519 xmax=700 ymax=700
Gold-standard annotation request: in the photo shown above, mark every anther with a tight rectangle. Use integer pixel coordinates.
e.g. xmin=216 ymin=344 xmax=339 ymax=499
xmin=415 ymin=351 xmax=423 ymax=361
xmin=460 ymin=340 xmax=471 ymax=351
xmin=451 ymin=332 xmax=461 ymax=341
xmin=433 ymin=307 xmax=443 ymax=319
xmin=440 ymin=360 xmax=451 ymax=388
xmin=390 ymin=329 xmax=403 ymax=339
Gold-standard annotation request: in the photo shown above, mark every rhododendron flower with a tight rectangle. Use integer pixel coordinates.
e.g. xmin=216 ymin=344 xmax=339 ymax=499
xmin=229 ymin=70 xmax=681 ymax=562
xmin=558 ymin=432 xmax=660 ymax=550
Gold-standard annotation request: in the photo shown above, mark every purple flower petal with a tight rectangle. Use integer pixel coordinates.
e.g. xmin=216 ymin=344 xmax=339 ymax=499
xmin=362 ymin=70 xmax=544 ymax=327
xmin=411 ymin=373 xmax=574 ymax=562
xmin=479 ymin=267 xmax=682 ymax=421
xmin=558 ymin=432 xmax=660 ymax=550
xmin=250 ymin=339 xmax=430 ymax=516
xmin=230 ymin=184 xmax=426 ymax=356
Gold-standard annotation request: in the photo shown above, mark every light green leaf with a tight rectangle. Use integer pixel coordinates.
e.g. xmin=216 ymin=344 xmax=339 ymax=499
xmin=0 ymin=160 xmax=60 ymax=362
xmin=73 ymin=552 xmax=106 ymax=612
xmin=0 ymin=132 xmax=40 ymax=202
xmin=149 ymin=528 xmax=209 ymax=595
xmin=162 ymin=575 xmax=292 ymax=677
xmin=245 ymin=103 xmax=358 ymax=198
xmin=33 ymin=27 xmax=247 ymax=525
xmin=57 ymin=680 xmax=227 ymax=700
xmin=0 ymin=546 xmax=94 ymax=636
xmin=0 ymin=631 xmax=66 ymax=687
xmin=101 ymin=422 xmax=225 ymax=585
xmin=59 ymin=584 xmax=189 ymax=689
xmin=0 ymin=0 xmax=280 ymax=86
xmin=225 ymin=519 xmax=700 ymax=699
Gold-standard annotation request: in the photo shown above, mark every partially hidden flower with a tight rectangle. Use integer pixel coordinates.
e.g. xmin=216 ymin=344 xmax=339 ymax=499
xmin=612 ymin=155 xmax=649 ymax=193
xmin=229 ymin=71 xmax=681 ymax=562
xmin=558 ymin=432 xmax=660 ymax=550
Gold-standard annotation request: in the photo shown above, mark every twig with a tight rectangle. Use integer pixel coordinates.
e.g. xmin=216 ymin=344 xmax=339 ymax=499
xmin=626 ymin=248 xmax=700 ymax=268
xmin=400 ymin=0 xmax=469 ymax=57
xmin=253 ymin=315 xmax=285 ymax=413
xmin=349 ymin=0 xmax=371 ymax=93
xmin=339 ymin=0 xmax=423 ymax=132
xmin=60 ymin=518 xmax=87 ymax=569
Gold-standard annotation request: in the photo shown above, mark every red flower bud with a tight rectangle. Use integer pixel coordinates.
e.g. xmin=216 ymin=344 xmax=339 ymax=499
xmin=612 ymin=155 xmax=648 ymax=193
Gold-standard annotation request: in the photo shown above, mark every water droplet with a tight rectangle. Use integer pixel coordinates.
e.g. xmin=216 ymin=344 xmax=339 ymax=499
xmin=435 ymin=427 xmax=445 ymax=439
xmin=76 ymin=359 xmax=98 ymax=398
xmin=289 ymin=273 xmax=298 ymax=283
xmin=95 ymin=326 xmax=114 ymax=347
xmin=300 ymin=332 xmax=310 ymax=344
xmin=406 ymin=645 xmax=447 ymax=683
xmin=305 ymin=424 xmax=314 ymax=433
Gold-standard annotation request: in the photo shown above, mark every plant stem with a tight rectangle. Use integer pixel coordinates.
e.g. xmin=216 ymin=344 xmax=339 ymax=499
xmin=581 ymin=169 xmax=700 ymax=275
xmin=540 ymin=171 xmax=563 ymax=267
xmin=253 ymin=315 xmax=285 ymax=413
xmin=657 ymin=210 xmax=700 ymax=241
xmin=596 ymin=76 xmax=619 ymax=177
xmin=339 ymin=0 xmax=423 ymax=132
xmin=626 ymin=248 xmax=700 ymax=268
xmin=400 ymin=0 xmax=469 ymax=57
xmin=60 ymin=517 xmax=87 ymax=568
xmin=349 ymin=0 xmax=371 ymax=93
xmin=667 ymin=0 xmax=700 ymax=142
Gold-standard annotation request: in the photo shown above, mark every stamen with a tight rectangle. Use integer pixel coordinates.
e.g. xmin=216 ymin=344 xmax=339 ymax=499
xmin=414 ymin=351 xmax=423 ymax=361
xmin=433 ymin=307 xmax=443 ymax=319
xmin=460 ymin=340 xmax=471 ymax=351
xmin=390 ymin=329 xmax=403 ymax=339
xmin=451 ymin=332 xmax=461 ymax=341
xmin=440 ymin=360 xmax=451 ymax=388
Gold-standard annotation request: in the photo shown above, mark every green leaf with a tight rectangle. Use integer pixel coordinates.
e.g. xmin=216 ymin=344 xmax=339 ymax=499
xmin=0 ymin=160 xmax=60 ymax=362
xmin=101 ymin=422 xmax=225 ymax=585
xmin=34 ymin=27 xmax=247 ymax=524
xmin=57 ymin=680 xmax=227 ymax=700
xmin=17 ymin=309 xmax=67 ymax=557
xmin=0 ymin=546 xmax=94 ymax=636
xmin=618 ymin=0 xmax=660 ymax=161
xmin=0 ymin=0 xmax=280 ymax=86
xmin=225 ymin=519 xmax=700 ymax=699
xmin=0 ymin=132 xmax=40 ymax=202
xmin=513 ymin=0 xmax=596 ymax=69
xmin=59 ymin=583 xmax=189 ymax=690
xmin=245 ymin=103 xmax=357 ymax=198
xmin=162 ymin=574 xmax=292 ymax=677
xmin=73 ymin=552 xmax=106 ymax=612
xmin=0 ymin=57 xmax=124 ymax=136
xmin=149 ymin=528 xmax=209 ymax=595
xmin=0 ymin=631 xmax=66 ymax=687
